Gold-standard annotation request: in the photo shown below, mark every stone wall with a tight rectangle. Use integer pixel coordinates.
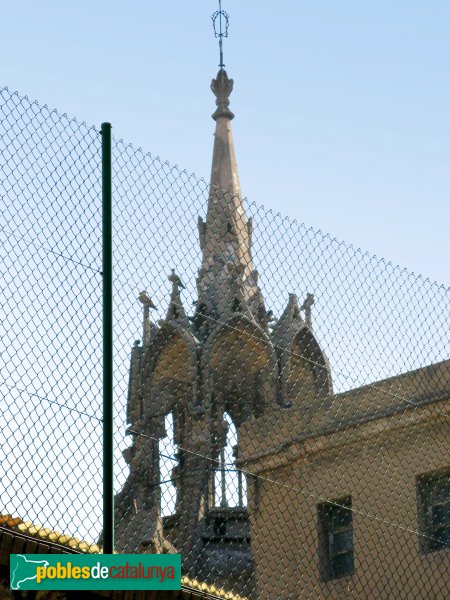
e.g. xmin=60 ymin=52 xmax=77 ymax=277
xmin=243 ymin=404 xmax=449 ymax=599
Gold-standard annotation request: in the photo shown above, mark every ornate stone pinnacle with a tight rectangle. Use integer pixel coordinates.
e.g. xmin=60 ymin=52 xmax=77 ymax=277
xmin=211 ymin=68 xmax=235 ymax=120
xmin=301 ymin=292 xmax=315 ymax=329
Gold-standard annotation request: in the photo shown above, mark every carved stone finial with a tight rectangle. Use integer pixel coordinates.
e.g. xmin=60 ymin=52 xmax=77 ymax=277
xmin=270 ymin=293 xmax=304 ymax=343
xmin=138 ymin=291 xmax=157 ymax=345
xmin=211 ymin=69 xmax=235 ymax=120
xmin=301 ymin=292 xmax=315 ymax=329
xmin=165 ymin=270 xmax=190 ymax=327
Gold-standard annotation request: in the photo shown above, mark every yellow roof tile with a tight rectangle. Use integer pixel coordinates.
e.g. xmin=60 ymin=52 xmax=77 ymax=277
xmin=1 ymin=513 xmax=247 ymax=600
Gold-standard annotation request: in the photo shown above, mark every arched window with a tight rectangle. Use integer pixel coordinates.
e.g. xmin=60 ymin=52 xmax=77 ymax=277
xmin=159 ymin=413 xmax=178 ymax=516
xmin=214 ymin=412 xmax=247 ymax=508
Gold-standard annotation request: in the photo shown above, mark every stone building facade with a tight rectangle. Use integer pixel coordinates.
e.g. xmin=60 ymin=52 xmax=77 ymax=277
xmin=239 ymin=360 xmax=449 ymax=599
xmin=114 ymin=66 xmax=449 ymax=599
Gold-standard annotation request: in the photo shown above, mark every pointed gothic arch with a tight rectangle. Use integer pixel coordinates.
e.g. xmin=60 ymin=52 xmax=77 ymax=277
xmin=139 ymin=323 xmax=200 ymax=523
xmin=159 ymin=412 xmax=178 ymax=517
xmin=202 ymin=314 xmax=277 ymax=423
xmin=213 ymin=412 xmax=247 ymax=508
xmin=143 ymin=322 xmax=199 ymax=419
xmin=279 ymin=325 xmax=332 ymax=408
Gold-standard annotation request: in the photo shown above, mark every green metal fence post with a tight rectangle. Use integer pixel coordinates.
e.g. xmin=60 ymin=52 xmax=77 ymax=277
xmin=101 ymin=122 xmax=114 ymax=554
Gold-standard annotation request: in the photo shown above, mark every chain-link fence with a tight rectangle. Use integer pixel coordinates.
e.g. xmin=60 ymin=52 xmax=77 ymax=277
xmin=0 ymin=87 xmax=103 ymax=551
xmin=1 ymin=84 xmax=449 ymax=599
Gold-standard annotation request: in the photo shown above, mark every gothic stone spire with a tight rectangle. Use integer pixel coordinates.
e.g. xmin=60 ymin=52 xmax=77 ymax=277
xmin=197 ymin=69 xmax=268 ymax=329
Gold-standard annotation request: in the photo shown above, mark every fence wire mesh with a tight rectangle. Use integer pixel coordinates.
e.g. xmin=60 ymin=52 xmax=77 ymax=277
xmin=0 ymin=86 xmax=103 ymax=551
xmin=0 ymin=83 xmax=449 ymax=599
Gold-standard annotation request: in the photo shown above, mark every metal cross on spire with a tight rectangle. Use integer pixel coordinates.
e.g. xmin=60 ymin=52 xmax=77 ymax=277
xmin=212 ymin=0 xmax=230 ymax=68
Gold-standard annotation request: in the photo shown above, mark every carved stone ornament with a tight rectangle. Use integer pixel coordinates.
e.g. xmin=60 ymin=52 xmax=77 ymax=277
xmin=211 ymin=68 xmax=235 ymax=120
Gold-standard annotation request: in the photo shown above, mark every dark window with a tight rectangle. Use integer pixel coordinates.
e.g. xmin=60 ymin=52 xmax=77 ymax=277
xmin=214 ymin=517 xmax=227 ymax=536
xmin=318 ymin=497 xmax=354 ymax=580
xmin=417 ymin=469 xmax=450 ymax=553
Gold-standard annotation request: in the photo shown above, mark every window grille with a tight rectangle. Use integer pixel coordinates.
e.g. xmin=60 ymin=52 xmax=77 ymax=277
xmin=417 ymin=469 xmax=450 ymax=553
xmin=318 ymin=497 xmax=355 ymax=580
xmin=213 ymin=413 xmax=246 ymax=508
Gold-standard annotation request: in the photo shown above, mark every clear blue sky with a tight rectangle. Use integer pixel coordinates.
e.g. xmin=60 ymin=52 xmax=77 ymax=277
xmin=1 ymin=0 xmax=449 ymax=284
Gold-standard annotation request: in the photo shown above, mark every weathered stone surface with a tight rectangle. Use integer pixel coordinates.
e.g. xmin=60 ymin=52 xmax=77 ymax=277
xmin=114 ymin=68 xmax=342 ymax=598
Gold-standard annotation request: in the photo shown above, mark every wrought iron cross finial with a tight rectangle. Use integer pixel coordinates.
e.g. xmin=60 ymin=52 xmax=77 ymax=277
xmin=212 ymin=0 xmax=230 ymax=68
